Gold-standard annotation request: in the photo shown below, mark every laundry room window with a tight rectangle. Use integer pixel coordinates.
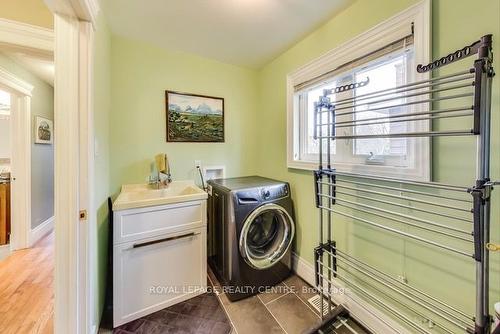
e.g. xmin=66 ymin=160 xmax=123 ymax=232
xmin=286 ymin=2 xmax=430 ymax=181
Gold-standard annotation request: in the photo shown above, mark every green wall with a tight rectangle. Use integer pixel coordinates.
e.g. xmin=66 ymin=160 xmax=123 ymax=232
xmin=93 ymin=13 xmax=111 ymax=320
xmin=256 ymin=0 xmax=500 ymax=324
xmin=109 ymin=35 xmax=259 ymax=194
xmin=95 ymin=22 xmax=261 ymax=323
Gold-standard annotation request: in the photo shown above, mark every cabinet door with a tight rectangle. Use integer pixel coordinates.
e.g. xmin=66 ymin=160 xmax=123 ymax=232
xmin=113 ymin=227 xmax=207 ymax=327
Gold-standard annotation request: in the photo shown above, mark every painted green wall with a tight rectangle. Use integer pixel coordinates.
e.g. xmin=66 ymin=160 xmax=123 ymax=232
xmin=0 ymin=52 xmax=54 ymax=229
xmin=256 ymin=0 xmax=499 ymax=323
xmin=95 ymin=23 xmax=260 ymax=323
xmin=93 ymin=13 xmax=112 ymax=320
xmin=109 ymin=35 xmax=259 ymax=193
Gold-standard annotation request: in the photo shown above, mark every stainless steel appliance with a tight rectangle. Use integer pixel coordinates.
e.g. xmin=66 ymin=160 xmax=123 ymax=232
xmin=207 ymin=176 xmax=295 ymax=301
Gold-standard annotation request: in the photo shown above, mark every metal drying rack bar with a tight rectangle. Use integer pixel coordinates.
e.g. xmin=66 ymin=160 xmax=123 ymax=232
xmin=310 ymin=34 xmax=496 ymax=334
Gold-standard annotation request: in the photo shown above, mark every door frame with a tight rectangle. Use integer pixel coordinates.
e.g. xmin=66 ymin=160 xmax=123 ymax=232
xmin=0 ymin=4 xmax=99 ymax=331
xmin=0 ymin=66 xmax=33 ymax=251
xmin=43 ymin=0 xmax=99 ymax=333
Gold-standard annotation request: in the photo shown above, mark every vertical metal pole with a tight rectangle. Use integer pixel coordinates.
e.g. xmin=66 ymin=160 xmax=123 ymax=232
xmin=480 ymin=61 xmax=493 ymax=333
xmin=317 ymin=100 xmax=324 ymax=319
xmin=473 ymin=38 xmax=493 ymax=334
xmin=473 ymin=58 xmax=484 ymax=334
xmin=326 ymin=95 xmax=332 ymax=315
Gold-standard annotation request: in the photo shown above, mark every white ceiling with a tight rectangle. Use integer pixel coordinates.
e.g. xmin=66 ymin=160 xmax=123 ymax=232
xmin=101 ymin=0 xmax=354 ymax=69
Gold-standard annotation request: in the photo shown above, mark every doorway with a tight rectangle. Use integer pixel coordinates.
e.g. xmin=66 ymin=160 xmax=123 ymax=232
xmin=1 ymin=1 xmax=101 ymax=332
xmin=0 ymin=59 xmax=55 ymax=253
xmin=0 ymin=17 xmax=55 ymax=333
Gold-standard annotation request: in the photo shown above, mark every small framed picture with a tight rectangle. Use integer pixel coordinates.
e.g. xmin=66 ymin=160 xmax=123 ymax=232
xmin=35 ymin=116 xmax=53 ymax=144
xmin=166 ymin=90 xmax=224 ymax=142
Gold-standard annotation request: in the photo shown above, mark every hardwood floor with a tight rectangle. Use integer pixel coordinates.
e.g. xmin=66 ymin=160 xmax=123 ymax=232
xmin=0 ymin=232 xmax=54 ymax=334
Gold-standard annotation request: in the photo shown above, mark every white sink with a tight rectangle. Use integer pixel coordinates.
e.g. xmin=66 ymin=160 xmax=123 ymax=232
xmin=113 ymin=180 xmax=208 ymax=210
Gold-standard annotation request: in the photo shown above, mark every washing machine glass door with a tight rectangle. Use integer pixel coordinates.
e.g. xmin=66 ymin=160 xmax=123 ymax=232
xmin=239 ymin=203 xmax=295 ymax=270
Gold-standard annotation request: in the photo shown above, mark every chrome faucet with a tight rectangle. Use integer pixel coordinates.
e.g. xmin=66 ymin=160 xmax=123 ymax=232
xmin=162 ymin=161 xmax=172 ymax=185
xmin=148 ymin=154 xmax=172 ymax=189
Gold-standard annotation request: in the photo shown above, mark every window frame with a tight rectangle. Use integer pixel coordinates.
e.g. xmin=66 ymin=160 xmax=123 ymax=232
xmin=286 ymin=0 xmax=431 ymax=181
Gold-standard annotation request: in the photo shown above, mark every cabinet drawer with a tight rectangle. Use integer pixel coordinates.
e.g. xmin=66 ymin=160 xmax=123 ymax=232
xmin=113 ymin=201 xmax=205 ymax=244
xmin=113 ymin=227 xmax=207 ymax=327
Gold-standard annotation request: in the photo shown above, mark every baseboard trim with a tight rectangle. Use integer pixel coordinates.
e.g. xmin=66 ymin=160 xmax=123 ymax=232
xmin=29 ymin=216 xmax=54 ymax=246
xmin=0 ymin=244 xmax=10 ymax=261
xmin=292 ymin=252 xmax=410 ymax=334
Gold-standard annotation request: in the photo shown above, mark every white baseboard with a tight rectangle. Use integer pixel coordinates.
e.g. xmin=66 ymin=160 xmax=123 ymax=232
xmin=292 ymin=252 xmax=410 ymax=334
xmin=0 ymin=244 xmax=10 ymax=261
xmin=29 ymin=216 xmax=54 ymax=246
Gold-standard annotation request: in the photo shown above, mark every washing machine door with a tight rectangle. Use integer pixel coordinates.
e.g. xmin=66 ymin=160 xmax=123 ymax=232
xmin=239 ymin=203 xmax=295 ymax=270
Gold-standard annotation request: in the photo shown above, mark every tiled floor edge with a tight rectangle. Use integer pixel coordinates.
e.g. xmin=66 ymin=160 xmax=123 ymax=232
xmin=261 ymin=301 xmax=290 ymax=334
xmin=257 ymin=290 xmax=292 ymax=306
xmin=207 ymin=273 xmax=239 ymax=334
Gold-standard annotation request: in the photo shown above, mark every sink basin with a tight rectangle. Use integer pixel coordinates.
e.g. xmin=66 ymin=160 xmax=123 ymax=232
xmin=113 ymin=181 xmax=208 ymax=210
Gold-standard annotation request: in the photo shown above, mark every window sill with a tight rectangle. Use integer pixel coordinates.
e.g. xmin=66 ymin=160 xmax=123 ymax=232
xmin=287 ymin=159 xmax=430 ymax=182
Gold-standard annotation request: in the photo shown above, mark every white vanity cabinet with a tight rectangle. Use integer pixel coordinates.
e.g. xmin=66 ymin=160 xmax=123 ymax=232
xmin=112 ymin=199 xmax=207 ymax=327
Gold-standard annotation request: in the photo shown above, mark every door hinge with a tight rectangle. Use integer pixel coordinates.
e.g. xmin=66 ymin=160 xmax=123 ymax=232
xmin=79 ymin=209 xmax=87 ymax=221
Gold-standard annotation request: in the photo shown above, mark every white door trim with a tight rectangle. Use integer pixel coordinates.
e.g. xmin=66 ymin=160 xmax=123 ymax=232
xmin=45 ymin=0 xmax=100 ymax=332
xmin=0 ymin=67 xmax=33 ymax=251
xmin=0 ymin=18 xmax=54 ymax=54
xmin=53 ymin=13 xmax=81 ymax=333
xmin=44 ymin=0 xmax=99 ymax=27
xmin=78 ymin=21 xmax=97 ymax=334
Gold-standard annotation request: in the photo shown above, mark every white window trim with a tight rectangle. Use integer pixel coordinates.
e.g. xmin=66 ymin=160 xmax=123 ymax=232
xmin=286 ymin=0 xmax=431 ymax=181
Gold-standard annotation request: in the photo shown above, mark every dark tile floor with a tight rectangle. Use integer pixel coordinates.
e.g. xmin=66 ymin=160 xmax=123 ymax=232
xmin=102 ymin=293 xmax=232 ymax=334
xmin=209 ymin=269 xmax=320 ymax=334
xmin=101 ymin=271 xmax=370 ymax=334
xmin=209 ymin=270 xmax=370 ymax=334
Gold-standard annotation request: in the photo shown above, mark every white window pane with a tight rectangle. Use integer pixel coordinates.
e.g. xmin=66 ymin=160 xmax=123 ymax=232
xmin=302 ymin=83 xmax=336 ymax=157
xmin=353 ymin=50 xmax=413 ymax=157
xmin=294 ymin=45 xmax=424 ymax=173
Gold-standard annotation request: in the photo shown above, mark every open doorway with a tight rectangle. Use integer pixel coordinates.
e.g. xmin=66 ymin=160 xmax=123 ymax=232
xmin=0 ymin=1 xmax=100 ymax=332
xmin=0 ymin=53 xmax=54 ymax=251
xmin=0 ymin=18 xmax=55 ymax=333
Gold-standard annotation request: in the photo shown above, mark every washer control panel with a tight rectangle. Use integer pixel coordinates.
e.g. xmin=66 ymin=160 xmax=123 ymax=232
xmin=261 ymin=184 xmax=289 ymax=201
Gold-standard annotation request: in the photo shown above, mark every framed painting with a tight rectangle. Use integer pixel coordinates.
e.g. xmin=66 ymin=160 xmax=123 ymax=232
xmin=34 ymin=116 xmax=53 ymax=144
xmin=166 ymin=90 xmax=224 ymax=142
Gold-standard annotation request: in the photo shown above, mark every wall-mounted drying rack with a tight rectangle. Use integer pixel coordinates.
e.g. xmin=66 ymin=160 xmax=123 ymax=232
xmin=311 ymin=35 xmax=496 ymax=334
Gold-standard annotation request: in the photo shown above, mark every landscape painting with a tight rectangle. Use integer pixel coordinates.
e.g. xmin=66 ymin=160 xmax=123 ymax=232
xmin=166 ymin=91 xmax=224 ymax=142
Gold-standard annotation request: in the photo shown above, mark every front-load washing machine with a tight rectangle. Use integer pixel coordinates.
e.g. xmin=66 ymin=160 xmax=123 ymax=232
xmin=207 ymin=176 xmax=295 ymax=301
